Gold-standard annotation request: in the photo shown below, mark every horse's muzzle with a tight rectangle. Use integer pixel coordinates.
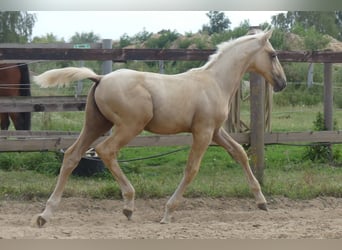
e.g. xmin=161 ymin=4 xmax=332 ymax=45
xmin=273 ymin=76 xmax=287 ymax=92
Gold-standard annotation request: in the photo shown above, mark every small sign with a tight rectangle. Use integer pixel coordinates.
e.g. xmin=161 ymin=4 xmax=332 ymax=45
xmin=73 ymin=44 xmax=91 ymax=49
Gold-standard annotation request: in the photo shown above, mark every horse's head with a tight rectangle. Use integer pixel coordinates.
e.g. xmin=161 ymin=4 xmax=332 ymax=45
xmin=248 ymin=29 xmax=287 ymax=92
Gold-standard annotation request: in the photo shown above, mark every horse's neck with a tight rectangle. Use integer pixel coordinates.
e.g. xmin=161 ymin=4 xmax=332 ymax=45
xmin=204 ymin=40 xmax=260 ymax=98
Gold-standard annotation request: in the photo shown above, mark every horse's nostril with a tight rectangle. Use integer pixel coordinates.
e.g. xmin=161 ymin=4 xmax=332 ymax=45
xmin=274 ymin=81 xmax=286 ymax=92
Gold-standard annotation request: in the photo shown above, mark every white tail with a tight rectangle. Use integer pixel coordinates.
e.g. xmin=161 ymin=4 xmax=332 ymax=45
xmin=34 ymin=67 xmax=101 ymax=88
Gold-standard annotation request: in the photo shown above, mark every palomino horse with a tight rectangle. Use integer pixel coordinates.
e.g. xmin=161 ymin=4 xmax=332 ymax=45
xmin=33 ymin=30 xmax=286 ymax=227
xmin=0 ymin=63 xmax=31 ymax=130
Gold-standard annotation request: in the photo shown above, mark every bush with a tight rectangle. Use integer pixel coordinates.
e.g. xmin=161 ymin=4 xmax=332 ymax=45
xmin=273 ymin=83 xmax=323 ymax=106
xmin=0 ymin=152 xmax=61 ymax=175
xmin=303 ymin=112 xmax=339 ymax=163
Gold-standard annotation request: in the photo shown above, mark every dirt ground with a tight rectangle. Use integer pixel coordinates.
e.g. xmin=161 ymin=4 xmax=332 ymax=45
xmin=0 ymin=196 xmax=342 ymax=239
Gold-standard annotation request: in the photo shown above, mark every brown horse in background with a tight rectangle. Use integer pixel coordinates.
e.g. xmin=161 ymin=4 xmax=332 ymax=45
xmin=0 ymin=63 xmax=31 ymax=130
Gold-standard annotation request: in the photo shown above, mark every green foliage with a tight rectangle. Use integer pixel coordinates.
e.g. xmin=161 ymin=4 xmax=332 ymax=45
xmin=304 ymin=27 xmax=329 ymax=50
xmin=0 ymin=11 xmax=36 ymax=42
xmin=210 ymin=20 xmax=249 ymax=46
xmin=144 ymin=29 xmax=179 ymax=49
xmin=292 ymin=24 xmax=330 ymax=50
xmin=271 ymin=12 xmax=292 ymax=32
xmin=119 ymin=33 xmax=132 ymax=48
xmin=282 ymin=62 xmax=324 ymax=83
xmin=303 ymin=112 xmax=339 ymax=163
xmin=178 ymin=38 xmax=193 ymax=49
xmin=335 ymin=91 xmax=342 ymax=109
xmin=273 ymin=83 xmax=323 ymax=107
xmin=32 ymin=33 xmax=64 ymax=43
xmin=269 ymin=28 xmax=286 ymax=50
xmin=202 ymin=11 xmax=231 ymax=35
xmin=272 ymin=11 xmax=341 ymax=39
xmin=164 ymin=61 xmax=205 ymax=74
xmin=0 ymin=152 xmax=61 ymax=175
xmin=210 ymin=31 xmax=232 ymax=46
xmin=69 ymin=31 xmax=100 ymax=43
xmin=133 ymin=28 xmax=153 ymax=43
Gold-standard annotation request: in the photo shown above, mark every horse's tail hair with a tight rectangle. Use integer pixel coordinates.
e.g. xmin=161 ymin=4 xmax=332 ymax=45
xmin=34 ymin=67 xmax=102 ymax=88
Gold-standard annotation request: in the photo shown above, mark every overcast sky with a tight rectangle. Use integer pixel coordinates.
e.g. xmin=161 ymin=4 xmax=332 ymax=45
xmin=29 ymin=11 xmax=286 ymax=41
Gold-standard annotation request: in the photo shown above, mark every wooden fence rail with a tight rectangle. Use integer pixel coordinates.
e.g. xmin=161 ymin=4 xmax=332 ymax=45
xmin=1 ymin=44 xmax=342 ymax=62
xmin=0 ymin=130 xmax=341 ymax=152
xmin=0 ymin=96 xmax=87 ymax=113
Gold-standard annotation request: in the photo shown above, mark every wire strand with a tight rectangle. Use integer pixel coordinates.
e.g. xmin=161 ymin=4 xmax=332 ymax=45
xmin=81 ymin=146 xmax=189 ymax=164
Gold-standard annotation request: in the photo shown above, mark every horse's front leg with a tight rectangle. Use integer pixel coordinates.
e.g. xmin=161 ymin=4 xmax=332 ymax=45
xmin=213 ymin=127 xmax=267 ymax=210
xmin=160 ymin=130 xmax=212 ymax=224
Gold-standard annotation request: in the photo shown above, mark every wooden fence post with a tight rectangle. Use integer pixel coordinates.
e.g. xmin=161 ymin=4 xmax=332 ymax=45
xmin=249 ymin=73 xmax=265 ymax=184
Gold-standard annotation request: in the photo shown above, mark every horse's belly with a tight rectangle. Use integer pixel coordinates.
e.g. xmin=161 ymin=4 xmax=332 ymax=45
xmin=144 ymin=114 xmax=191 ymax=134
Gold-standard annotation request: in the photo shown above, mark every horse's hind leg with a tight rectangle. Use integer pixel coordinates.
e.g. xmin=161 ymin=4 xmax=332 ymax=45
xmin=9 ymin=112 xmax=25 ymax=130
xmin=0 ymin=113 xmax=10 ymax=130
xmin=212 ymin=127 xmax=267 ymax=210
xmin=35 ymin=91 xmax=112 ymax=227
xmin=95 ymin=124 xmax=144 ymax=220
xmin=35 ymin=121 xmax=112 ymax=227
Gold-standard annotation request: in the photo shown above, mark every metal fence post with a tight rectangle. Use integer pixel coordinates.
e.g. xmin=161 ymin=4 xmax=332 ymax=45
xmin=102 ymin=39 xmax=112 ymax=75
xmin=323 ymin=62 xmax=333 ymax=160
xmin=101 ymin=39 xmax=113 ymax=136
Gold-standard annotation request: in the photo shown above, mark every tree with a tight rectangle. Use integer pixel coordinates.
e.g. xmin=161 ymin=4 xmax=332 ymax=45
xmin=144 ymin=29 xmax=179 ymax=49
xmin=0 ymin=11 xmax=36 ymax=43
xmin=292 ymin=22 xmax=329 ymax=50
xmin=119 ymin=33 xmax=132 ymax=48
xmin=271 ymin=11 xmax=340 ymax=39
xmin=32 ymin=33 xmax=64 ymax=43
xmin=69 ymin=31 xmax=100 ymax=43
xmin=133 ymin=28 xmax=153 ymax=43
xmin=202 ymin=11 xmax=231 ymax=35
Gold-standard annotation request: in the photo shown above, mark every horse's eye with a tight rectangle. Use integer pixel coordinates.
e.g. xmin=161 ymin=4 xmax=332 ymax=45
xmin=271 ymin=53 xmax=277 ymax=59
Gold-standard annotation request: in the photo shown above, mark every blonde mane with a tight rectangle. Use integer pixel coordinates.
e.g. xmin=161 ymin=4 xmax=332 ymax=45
xmin=202 ymin=34 xmax=258 ymax=70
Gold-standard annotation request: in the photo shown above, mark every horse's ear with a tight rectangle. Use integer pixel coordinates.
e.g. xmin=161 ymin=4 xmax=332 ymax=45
xmin=265 ymin=29 xmax=273 ymax=39
xmin=261 ymin=29 xmax=273 ymax=44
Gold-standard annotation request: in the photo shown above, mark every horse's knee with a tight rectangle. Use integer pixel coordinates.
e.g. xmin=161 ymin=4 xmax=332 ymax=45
xmin=60 ymin=148 xmax=81 ymax=173
xmin=95 ymin=143 xmax=117 ymax=163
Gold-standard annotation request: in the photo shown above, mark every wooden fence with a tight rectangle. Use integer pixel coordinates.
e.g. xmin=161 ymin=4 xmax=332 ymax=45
xmin=1 ymin=42 xmax=342 ymax=182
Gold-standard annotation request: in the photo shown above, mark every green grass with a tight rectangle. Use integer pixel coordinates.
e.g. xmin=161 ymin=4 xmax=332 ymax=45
xmin=1 ymin=145 xmax=341 ymax=201
xmin=1 ymin=162 xmax=342 ymax=201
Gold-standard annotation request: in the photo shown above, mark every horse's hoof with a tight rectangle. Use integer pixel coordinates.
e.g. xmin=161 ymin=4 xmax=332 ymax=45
xmin=123 ymin=209 xmax=133 ymax=220
xmin=257 ymin=203 xmax=268 ymax=211
xmin=160 ymin=215 xmax=171 ymax=224
xmin=160 ymin=218 xmax=169 ymax=224
xmin=36 ymin=215 xmax=47 ymax=228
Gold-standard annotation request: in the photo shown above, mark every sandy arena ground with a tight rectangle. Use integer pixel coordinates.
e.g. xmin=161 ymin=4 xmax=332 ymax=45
xmin=0 ymin=196 xmax=342 ymax=239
